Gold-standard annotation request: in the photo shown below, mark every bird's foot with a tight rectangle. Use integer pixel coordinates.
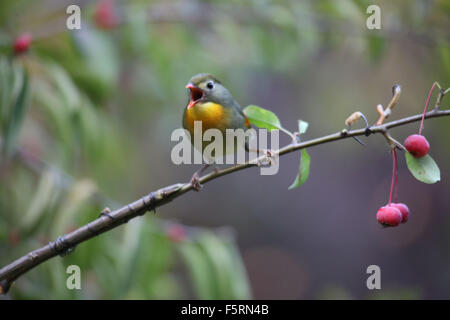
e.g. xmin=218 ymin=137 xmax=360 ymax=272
xmin=190 ymin=173 xmax=203 ymax=192
xmin=189 ymin=164 xmax=211 ymax=191
xmin=257 ymin=149 xmax=277 ymax=167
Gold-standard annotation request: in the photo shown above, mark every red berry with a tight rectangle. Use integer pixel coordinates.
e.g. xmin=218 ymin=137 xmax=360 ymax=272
xmin=94 ymin=0 xmax=120 ymax=30
xmin=167 ymin=224 xmax=186 ymax=243
xmin=376 ymin=205 xmax=402 ymax=227
xmin=390 ymin=203 xmax=410 ymax=223
xmin=404 ymin=134 xmax=429 ymax=158
xmin=13 ymin=33 xmax=32 ymax=54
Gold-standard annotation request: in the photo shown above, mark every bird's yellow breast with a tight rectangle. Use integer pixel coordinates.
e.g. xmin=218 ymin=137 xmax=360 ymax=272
xmin=184 ymin=102 xmax=231 ymax=135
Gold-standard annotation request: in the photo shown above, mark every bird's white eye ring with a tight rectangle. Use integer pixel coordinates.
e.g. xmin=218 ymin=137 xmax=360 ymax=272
xmin=206 ymin=81 xmax=214 ymax=89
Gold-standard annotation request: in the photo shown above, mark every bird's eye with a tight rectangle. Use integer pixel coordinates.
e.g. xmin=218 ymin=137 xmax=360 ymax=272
xmin=206 ymin=81 xmax=214 ymax=89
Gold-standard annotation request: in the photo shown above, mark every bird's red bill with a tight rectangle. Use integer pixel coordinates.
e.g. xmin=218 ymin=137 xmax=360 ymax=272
xmin=186 ymin=84 xmax=204 ymax=109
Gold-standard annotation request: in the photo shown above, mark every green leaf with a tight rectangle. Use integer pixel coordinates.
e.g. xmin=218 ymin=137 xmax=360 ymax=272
xmin=298 ymin=120 xmax=309 ymax=135
xmin=21 ymin=170 xmax=59 ymax=231
xmin=367 ymin=34 xmax=385 ymax=63
xmin=52 ymin=179 xmax=97 ymax=237
xmin=178 ymin=240 xmax=216 ymax=299
xmin=196 ymin=231 xmax=252 ymax=299
xmin=288 ymin=148 xmax=311 ymax=189
xmin=178 ymin=231 xmax=251 ymax=299
xmin=243 ymin=105 xmax=283 ymax=131
xmin=46 ymin=62 xmax=81 ymax=112
xmin=196 ymin=232 xmax=235 ymax=299
xmin=70 ymin=27 xmax=119 ymax=99
xmin=221 ymin=237 xmax=252 ymax=299
xmin=405 ymin=152 xmax=440 ymax=184
xmin=1 ymin=65 xmax=30 ymax=156
xmin=289 ymin=119 xmax=310 ymax=189
xmin=118 ymin=219 xmax=144 ymax=293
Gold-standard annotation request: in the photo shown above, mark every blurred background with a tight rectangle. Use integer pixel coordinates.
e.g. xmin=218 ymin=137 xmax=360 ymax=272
xmin=0 ymin=0 xmax=449 ymax=299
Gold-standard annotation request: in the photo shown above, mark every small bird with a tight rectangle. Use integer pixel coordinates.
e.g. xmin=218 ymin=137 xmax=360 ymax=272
xmin=183 ymin=73 xmax=251 ymax=190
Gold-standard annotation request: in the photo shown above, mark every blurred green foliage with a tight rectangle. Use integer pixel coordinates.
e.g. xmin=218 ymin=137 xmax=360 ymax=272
xmin=0 ymin=0 xmax=449 ymax=299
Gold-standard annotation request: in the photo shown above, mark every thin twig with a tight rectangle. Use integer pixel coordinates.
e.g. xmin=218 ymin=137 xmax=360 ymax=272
xmin=0 ymin=108 xmax=449 ymax=295
xmin=376 ymin=84 xmax=402 ymax=125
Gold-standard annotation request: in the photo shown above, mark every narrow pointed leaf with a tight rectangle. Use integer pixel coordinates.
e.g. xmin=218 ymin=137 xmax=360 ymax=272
xmin=289 ymin=148 xmax=311 ymax=189
xmin=289 ymin=119 xmax=310 ymax=189
xmin=177 ymin=239 xmax=216 ymax=299
xmin=3 ymin=67 xmax=30 ymax=155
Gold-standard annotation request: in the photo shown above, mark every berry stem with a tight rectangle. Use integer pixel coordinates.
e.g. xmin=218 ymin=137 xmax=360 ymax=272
xmin=388 ymin=148 xmax=397 ymax=206
xmin=419 ymin=83 xmax=436 ymax=135
xmin=394 ymin=148 xmax=398 ymax=203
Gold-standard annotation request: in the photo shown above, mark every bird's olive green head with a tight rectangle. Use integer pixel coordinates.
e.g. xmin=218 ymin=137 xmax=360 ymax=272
xmin=185 ymin=73 xmax=237 ymax=109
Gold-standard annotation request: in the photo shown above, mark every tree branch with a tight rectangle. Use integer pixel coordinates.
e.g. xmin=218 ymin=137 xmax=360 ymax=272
xmin=1 ymin=108 xmax=449 ymax=295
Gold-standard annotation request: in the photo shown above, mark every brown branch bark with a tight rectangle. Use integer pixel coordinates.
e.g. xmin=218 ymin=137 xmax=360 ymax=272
xmin=1 ymin=108 xmax=449 ymax=295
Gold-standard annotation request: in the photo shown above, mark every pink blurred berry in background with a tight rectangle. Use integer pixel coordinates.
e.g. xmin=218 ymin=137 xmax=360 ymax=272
xmin=13 ymin=33 xmax=32 ymax=54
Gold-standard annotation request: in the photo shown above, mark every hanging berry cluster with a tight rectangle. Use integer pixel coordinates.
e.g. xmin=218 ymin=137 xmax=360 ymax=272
xmin=376 ymin=148 xmax=410 ymax=227
xmin=376 ymin=83 xmax=443 ymax=227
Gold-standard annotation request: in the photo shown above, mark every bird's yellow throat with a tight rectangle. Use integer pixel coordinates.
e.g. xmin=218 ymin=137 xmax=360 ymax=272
xmin=184 ymin=102 xmax=231 ymax=134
